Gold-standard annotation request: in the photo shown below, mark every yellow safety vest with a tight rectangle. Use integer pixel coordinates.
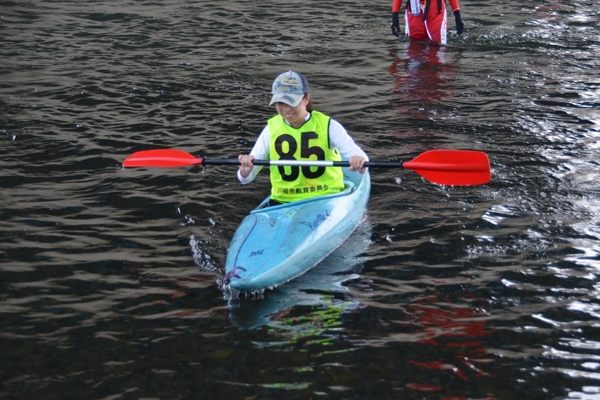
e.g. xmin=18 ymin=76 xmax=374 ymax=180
xmin=268 ymin=111 xmax=345 ymax=203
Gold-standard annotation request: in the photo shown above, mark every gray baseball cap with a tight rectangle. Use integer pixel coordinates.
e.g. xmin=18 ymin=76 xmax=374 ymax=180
xmin=269 ymin=71 xmax=310 ymax=107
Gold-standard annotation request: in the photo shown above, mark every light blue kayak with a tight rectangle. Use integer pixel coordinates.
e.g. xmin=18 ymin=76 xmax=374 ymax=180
xmin=227 ymin=219 xmax=372 ymax=329
xmin=224 ymin=168 xmax=371 ymax=293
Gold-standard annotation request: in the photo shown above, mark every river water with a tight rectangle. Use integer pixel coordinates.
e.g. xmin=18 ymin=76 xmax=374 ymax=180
xmin=2 ymin=0 xmax=600 ymax=399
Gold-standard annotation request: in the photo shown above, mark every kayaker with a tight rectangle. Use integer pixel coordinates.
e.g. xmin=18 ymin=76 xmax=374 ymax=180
xmin=238 ymin=71 xmax=369 ymax=205
xmin=390 ymin=0 xmax=464 ymax=45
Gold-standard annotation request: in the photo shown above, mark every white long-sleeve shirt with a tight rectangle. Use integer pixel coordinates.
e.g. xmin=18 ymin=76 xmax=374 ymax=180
xmin=237 ymin=112 xmax=369 ymax=184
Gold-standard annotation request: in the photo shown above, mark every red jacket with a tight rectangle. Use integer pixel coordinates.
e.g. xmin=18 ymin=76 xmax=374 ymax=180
xmin=393 ymin=0 xmax=460 ymax=13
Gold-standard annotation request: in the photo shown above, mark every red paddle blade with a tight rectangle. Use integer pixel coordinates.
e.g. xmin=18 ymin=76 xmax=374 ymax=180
xmin=403 ymin=150 xmax=491 ymax=186
xmin=123 ymin=149 xmax=202 ymax=168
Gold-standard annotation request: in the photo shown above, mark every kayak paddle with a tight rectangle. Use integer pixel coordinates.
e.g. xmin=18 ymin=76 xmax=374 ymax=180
xmin=123 ymin=149 xmax=490 ymax=186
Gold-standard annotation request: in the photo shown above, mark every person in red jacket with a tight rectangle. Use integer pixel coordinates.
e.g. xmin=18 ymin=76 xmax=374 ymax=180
xmin=391 ymin=0 xmax=464 ymax=45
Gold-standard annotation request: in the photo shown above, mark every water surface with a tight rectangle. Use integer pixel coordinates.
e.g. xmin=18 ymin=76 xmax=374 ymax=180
xmin=2 ymin=0 xmax=600 ymax=398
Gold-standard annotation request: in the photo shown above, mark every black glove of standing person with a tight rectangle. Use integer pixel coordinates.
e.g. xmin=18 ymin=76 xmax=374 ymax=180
xmin=391 ymin=12 xmax=400 ymax=37
xmin=454 ymin=10 xmax=464 ymax=35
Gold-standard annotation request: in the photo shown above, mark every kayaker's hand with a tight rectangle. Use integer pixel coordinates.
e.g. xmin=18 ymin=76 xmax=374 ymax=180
xmin=391 ymin=12 xmax=400 ymax=37
xmin=454 ymin=10 xmax=464 ymax=35
xmin=238 ymin=154 xmax=255 ymax=178
xmin=349 ymin=155 xmax=367 ymax=175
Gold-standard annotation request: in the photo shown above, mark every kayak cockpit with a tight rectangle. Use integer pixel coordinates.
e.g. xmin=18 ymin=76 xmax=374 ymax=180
xmin=251 ymin=180 xmax=356 ymax=214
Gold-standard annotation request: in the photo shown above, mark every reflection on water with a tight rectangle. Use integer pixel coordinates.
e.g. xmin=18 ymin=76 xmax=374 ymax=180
xmin=403 ymin=294 xmax=496 ymax=385
xmin=387 ymin=41 xmax=458 ymax=154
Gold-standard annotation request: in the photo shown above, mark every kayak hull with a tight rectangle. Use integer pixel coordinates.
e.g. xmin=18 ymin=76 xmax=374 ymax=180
xmin=225 ymin=168 xmax=370 ymax=292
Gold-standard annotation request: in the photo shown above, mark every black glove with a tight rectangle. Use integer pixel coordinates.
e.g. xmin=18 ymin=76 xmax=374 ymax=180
xmin=454 ymin=10 xmax=464 ymax=35
xmin=391 ymin=12 xmax=400 ymax=37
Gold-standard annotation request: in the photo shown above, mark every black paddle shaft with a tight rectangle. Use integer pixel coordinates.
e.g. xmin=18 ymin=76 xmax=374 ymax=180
xmin=200 ymin=158 xmax=405 ymax=169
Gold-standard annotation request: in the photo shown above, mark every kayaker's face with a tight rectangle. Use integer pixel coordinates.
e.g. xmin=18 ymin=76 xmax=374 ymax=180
xmin=275 ymin=95 xmax=309 ymax=129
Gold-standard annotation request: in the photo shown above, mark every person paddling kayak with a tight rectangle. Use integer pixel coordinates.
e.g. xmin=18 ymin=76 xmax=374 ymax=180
xmin=238 ymin=71 xmax=369 ymax=205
